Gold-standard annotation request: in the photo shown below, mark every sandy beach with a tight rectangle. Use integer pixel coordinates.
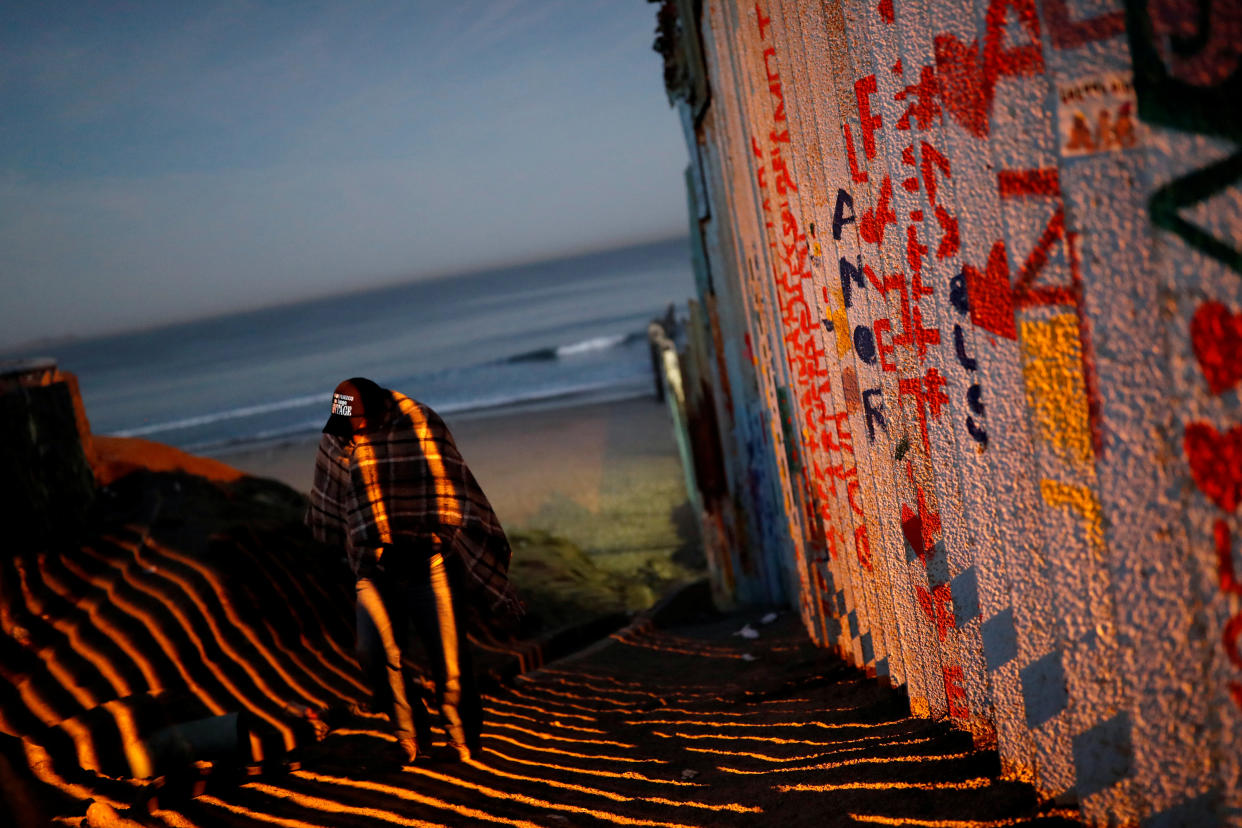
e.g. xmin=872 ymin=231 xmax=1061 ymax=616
xmin=215 ymin=395 xmax=703 ymax=609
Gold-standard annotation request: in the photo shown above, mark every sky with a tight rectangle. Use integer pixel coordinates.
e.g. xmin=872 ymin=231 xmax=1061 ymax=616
xmin=0 ymin=1 xmax=689 ymax=351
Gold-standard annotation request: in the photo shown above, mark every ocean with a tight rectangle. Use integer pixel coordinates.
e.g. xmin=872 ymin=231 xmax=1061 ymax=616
xmin=30 ymin=238 xmax=693 ymax=455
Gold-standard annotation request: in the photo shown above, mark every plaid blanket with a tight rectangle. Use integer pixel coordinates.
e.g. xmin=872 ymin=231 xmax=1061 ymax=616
xmin=306 ymin=391 xmax=523 ymax=623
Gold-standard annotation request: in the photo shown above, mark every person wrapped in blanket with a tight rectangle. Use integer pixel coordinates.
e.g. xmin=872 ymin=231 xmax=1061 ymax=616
xmin=305 ymin=377 xmax=524 ymax=764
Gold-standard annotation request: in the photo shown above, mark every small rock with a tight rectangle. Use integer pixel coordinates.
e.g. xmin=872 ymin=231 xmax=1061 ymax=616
xmin=760 ymin=612 xmax=779 ymax=625
xmin=680 ymin=768 xmax=700 ymax=779
xmin=740 ymin=653 xmax=757 ymax=661
xmin=733 ymin=623 xmax=759 ymax=639
xmin=85 ymin=801 xmax=145 ymax=828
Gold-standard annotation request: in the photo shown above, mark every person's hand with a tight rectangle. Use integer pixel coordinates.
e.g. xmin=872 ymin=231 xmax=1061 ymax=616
xmin=357 ymin=547 xmax=381 ymax=578
xmin=285 ymin=703 xmax=330 ymax=741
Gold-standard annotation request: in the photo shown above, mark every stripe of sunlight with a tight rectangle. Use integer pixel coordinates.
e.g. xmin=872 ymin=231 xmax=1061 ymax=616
xmin=531 ymin=669 xmax=768 ymax=698
xmin=226 ymin=524 xmax=361 ymax=673
xmin=485 ymin=720 xmax=636 ymax=748
xmin=483 ymin=746 xmax=705 ymax=786
xmin=718 ymin=696 xmax=816 ymax=705
xmin=40 ymin=557 xmax=165 ymax=694
xmin=849 ymin=814 xmax=1083 ymax=827
xmin=630 ymin=627 xmax=807 ymax=657
xmin=623 ymin=717 xmax=895 ymax=730
xmin=654 ymin=730 xmax=849 ymax=747
xmin=530 ymin=671 xmax=817 ymax=706
xmin=777 ymin=777 xmax=994 ymax=793
xmin=607 ymin=632 xmax=755 ymax=660
xmin=57 ymin=712 xmax=103 ymax=773
xmin=459 ymin=758 xmax=763 ymax=815
xmin=258 ymin=617 xmax=359 ymax=705
xmin=351 ymin=439 xmax=393 ymax=545
xmin=484 ymin=732 xmax=666 ymax=764
xmin=12 ymin=563 xmax=111 ymax=711
xmin=399 ymin=395 xmax=459 ymax=523
xmin=637 ymin=705 xmax=834 ymax=718
xmin=126 ymin=545 xmax=349 ymax=717
xmin=197 ymin=793 xmax=433 ymax=828
xmin=401 ymin=763 xmax=702 ymax=828
xmin=148 ymin=809 xmax=201 ymax=828
xmin=684 ymin=733 xmax=938 ymax=762
xmin=487 ymin=706 xmax=607 ymax=734
xmin=506 ymin=683 xmax=649 ymax=710
xmin=238 ymin=782 xmax=459 ymax=828
xmin=469 ymin=624 xmax=515 ymax=650
xmin=0 ymin=647 xmax=102 ymax=772
xmin=320 ymin=725 xmax=493 ymax=755
xmin=194 ymin=539 xmax=366 ymax=697
xmin=330 ymin=729 xmax=655 ymax=774
xmin=468 ymin=628 xmax=528 ymax=657
xmin=515 ymin=648 xmax=548 ymax=677
xmin=86 ymin=544 xmax=300 ymax=718
xmin=715 ymin=748 xmax=974 ymax=775
xmin=99 ymin=699 xmax=155 ymax=779
xmin=622 ymin=626 xmax=760 ymax=655
xmin=324 ymin=727 xmax=394 ymax=741
xmin=498 ymin=687 xmax=616 ymax=715
xmin=57 ymin=553 xmax=282 ymax=767
xmin=482 ymin=694 xmax=598 ymax=722
xmin=470 ymin=632 xmax=541 ymax=676
xmin=21 ymin=739 xmax=125 ymax=810
xmin=26 ymin=641 xmax=98 ymax=712
xmin=541 ymin=685 xmax=799 ymax=710
xmin=15 ymin=556 xmax=134 ymax=698
xmin=125 ymin=538 xmax=334 ymax=709
xmin=327 ymin=726 xmax=482 ymax=756
xmin=515 ymin=675 xmax=669 ymax=700
xmin=532 ymin=668 xmax=651 ymax=688
xmin=295 ymin=769 xmax=548 ymax=828
xmin=293 ymin=630 xmax=369 ymax=696
xmin=75 ymin=547 xmax=297 ymax=750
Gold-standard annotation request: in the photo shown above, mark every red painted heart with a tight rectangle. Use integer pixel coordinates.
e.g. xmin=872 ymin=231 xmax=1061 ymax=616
xmin=964 ymin=240 xmax=1016 ymax=340
xmin=1191 ymin=301 xmax=1242 ymax=394
xmin=1185 ymin=422 xmax=1242 ymax=512
xmin=933 ymin=35 xmax=993 ymax=138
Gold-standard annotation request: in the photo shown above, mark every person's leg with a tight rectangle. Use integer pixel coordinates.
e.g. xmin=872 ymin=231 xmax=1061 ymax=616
xmin=407 ymin=551 xmax=477 ymax=759
xmin=355 ymin=576 xmax=420 ymax=758
xmin=378 ymin=570 xmax=435 ymax=754
xmin=354 ymin=583 xmax=393 ymax=715
xmin=441 ymin=554 xmax=484 ymax=755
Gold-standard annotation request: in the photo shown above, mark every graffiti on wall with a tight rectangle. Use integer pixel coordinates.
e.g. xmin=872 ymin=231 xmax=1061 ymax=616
xmin=1124 ymin=0 xmax=1242 ymax=275
xmin=668 ymin=0 xmax=1242 ymax=820
xmin=1124 ymin=0 xmax=1242 ymax=714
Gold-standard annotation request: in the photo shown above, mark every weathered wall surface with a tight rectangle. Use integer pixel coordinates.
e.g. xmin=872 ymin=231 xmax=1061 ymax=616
xmin=657 ymin=0 xmax=1241 ymax=822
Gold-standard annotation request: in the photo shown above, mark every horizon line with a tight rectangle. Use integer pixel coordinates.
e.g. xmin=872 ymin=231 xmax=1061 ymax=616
xmin=1 ymin=233 xmax=691 ymax=356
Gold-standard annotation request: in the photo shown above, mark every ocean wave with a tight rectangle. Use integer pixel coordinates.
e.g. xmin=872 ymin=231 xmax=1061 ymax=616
xmin=111 ymin=391 xmax=328 ymax=438
xmin=506 ymin=330 xmax=644 ymax=363
xmin=187 ymin=377 xmax=654 ymax=456
xmin=432 ymin=376 xmax=650 ymax=416
xmin=110 ymin=330 xmax=652 ymax=442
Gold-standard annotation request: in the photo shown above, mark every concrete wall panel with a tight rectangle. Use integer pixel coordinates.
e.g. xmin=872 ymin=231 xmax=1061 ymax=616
xmin=660 ymin=0 xmax=1242 ymax=821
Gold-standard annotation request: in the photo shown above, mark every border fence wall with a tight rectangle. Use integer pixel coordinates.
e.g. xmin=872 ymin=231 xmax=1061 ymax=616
xmin=651 ymin=0 xmax=1242 ymax=822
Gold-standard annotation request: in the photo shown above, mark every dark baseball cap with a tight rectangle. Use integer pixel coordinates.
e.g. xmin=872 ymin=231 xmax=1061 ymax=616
xmin=322 ymin=377 xmax=387 ymax=436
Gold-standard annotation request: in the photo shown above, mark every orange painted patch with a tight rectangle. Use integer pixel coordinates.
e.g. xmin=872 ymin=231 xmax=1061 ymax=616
xmin=91 ymin=436 xmax=244 ymax=486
